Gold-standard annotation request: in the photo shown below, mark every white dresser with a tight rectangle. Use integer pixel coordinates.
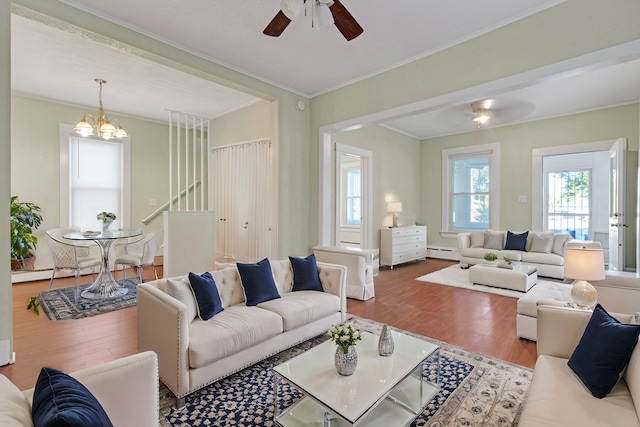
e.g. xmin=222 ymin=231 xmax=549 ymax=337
xmin=380 ymin=226 xmax=427 ymax=269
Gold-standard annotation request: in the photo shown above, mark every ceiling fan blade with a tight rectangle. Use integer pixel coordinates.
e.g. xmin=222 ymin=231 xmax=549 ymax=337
xmin=328 ymin=0 xmax=363 ymax=41
xmin=263 ymin=11 xmax=292 ymax=37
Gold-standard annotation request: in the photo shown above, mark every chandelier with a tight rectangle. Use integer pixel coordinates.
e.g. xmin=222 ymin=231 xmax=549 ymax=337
xmin=74 ymin=79 xmax=127 ymax=140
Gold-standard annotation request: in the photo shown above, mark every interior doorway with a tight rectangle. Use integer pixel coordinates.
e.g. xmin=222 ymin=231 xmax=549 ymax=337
xmin=335 ymin=144 xmax=373 ymax=249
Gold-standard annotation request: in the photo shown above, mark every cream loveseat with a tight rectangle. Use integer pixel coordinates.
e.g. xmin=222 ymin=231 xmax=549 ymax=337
xmin=519 ymin=306 xmax=639 ymax=426
xmin=0 ymin=351 xmax=159 ymax=427
xmin=137 ymin=259 xmax=347 ymax=406
xmin=457 ymin=230 xmax=572 ymax=279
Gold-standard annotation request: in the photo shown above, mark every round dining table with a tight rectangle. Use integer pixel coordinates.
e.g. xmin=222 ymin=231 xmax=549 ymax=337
xmin=64 ymin=229 xmax=143 ymax=299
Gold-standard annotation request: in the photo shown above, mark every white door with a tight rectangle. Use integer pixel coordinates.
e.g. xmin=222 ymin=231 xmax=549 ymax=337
xmin=609 ymin=138 xmax=627 ymax=271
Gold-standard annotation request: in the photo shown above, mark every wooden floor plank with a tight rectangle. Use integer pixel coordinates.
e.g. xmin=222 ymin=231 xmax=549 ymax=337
xmin=0 ymin=260 xmax=536 ymax=391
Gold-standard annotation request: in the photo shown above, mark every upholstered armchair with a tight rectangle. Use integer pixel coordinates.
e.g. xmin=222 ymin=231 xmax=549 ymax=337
xmin=312 ymin=246 xmax=379 ymax=300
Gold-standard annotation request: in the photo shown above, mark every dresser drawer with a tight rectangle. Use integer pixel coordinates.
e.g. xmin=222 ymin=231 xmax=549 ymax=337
xmin=393 ymin=234 xmax=426 ymax=246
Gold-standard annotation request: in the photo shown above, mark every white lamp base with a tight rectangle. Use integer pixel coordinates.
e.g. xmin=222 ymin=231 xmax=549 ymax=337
xmin=570 ymin=280 xmax=598 ymax=309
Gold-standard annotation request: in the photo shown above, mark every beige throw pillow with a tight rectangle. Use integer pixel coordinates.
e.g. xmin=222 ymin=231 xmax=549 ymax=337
xmin=470 ymin=232 xmax=485 ymax=248
xmin=530 ymin=233 xmax=554 ymax=253
xmin=552 ymin=233 xmax=572 ymax=255
xmin=166 ymin=277 xmax=198 ymax=322
xmin=484 ymin=231 xmax=504 ymax=250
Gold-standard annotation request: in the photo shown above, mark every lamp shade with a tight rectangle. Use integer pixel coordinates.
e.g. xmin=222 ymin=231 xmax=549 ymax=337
xmin=387 ymin=202 xmax=403 ymax=213
xmin=313 ymin=2 xmax=334 ymax=28
xmin=564 ymin=241 xmax=606 ymax=281
xmin=281 ymin=0 xmax=304 ymax=20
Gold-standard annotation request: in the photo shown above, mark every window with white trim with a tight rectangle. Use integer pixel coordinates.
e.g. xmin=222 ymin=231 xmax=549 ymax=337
xmin=341 ymin=165 xmax=361 ymax=226
xmin=60 ymin=123 xmax=131 ymax=231
xmin=442 ymin=143 xmax=500 ymax=235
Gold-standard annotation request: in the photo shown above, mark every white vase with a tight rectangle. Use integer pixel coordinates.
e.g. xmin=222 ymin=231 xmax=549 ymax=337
xmin=102 ymin=221 xmax=112 ymax=232
xmin=334 ymin=345 xmax=358 ymax=376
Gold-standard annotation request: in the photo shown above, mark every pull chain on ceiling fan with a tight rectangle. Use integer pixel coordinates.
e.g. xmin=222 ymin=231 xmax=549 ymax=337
xmin=263 ymin=0 xmax=364 ymax=41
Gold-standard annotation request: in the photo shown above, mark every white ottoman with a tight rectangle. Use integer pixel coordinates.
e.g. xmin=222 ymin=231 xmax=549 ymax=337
xmin=516 ymin=281 xmax=572 ymax=341
xmin=469 ymin=263 xmax=538 ymax=292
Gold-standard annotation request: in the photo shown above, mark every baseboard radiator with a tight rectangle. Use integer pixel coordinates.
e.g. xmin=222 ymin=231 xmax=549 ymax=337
xmin=427 ymin=246 xmax=460 ymax=261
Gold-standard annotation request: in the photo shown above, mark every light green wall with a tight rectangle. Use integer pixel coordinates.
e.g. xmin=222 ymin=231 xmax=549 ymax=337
xmin=11 ymin=95 xmax=170 ymax=265
xmin=1 ymin=0 xmax=11 ymax=358
xmin=309 ymin=0 xmax=640 ymax=245
xmin=332 ymin=125 xmax=421 ymax=249
xmin=421 ymin=103 xmax=640 ymax=268
xmin=211 ymin=100 xmax=273 ymax=147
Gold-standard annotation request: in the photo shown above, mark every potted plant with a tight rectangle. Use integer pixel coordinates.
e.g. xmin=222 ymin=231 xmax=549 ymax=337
xmin=483 ymin=252 xmax=498 ymax=265
xmin=10 ymin=196 xmax=43 ymax=271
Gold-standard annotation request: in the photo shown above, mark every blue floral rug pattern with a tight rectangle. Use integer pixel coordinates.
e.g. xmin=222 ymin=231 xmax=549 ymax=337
xmin=159 ymin=318 xmax=532 ymax=427
xmin=38 ymin=278 xmax=139 ymax=321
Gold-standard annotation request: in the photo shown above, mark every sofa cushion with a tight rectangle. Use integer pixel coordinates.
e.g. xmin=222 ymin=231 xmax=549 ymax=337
xmin=519 ymin=355 xmax=640 ymax=427
xmin=188 ymin=305 xmax=283 ymax=369
xmin=469 ymin=232 xmax=484 ymax=248
xmin=623 ymin=338 xmax=640 ymax=419
xmin=520 ymin=251 xmax=564 ymax=266
xmin=529 ymin=233 xmax=554 ymax=253
xmin=568 ymin=304 xmax=640 ymax=398
xmin=483 ymin=231 xmax=503 ymax=250
xmin=0 ymin=376 xmax=33 ymax=427
xmin=237 ymin=258 xmax=281 ymax=306
xmin=166 ymin=277 xmax=198 ymax=322
xmin=32 ymin=367 xmax=113 ymax=427
xmin=289 ymin=254 xmax=324 ymax=292
xmin=505 ymin=231 xmax=528 ymax=251
xmin=257 ymin=291 xmax=340 ymax=331
xmin=211 ymin=268 xmax=246 ymax=307
xmin=188 ymin=272 xmax=224 ymax=321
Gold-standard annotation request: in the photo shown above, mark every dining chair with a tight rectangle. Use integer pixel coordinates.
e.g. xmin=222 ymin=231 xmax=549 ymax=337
xmin=45 ymin=228 xmax=101 ymax=291
xmin=113 ymin=230 xmax=163 ymax=282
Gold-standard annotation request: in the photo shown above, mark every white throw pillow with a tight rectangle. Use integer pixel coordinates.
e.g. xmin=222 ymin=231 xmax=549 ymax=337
xmin=552 ymin=233 xmax=572 ymax=255
xmin=529 ymin=233 xmax=554 ymax=253
xmin=633 ymin=312 xmax=640 ymax=324
xmin=484 ymin=231 xmax=504 ymax=250
xmin=470 ymin=232 xmax=485 ymax=248
xmin=166 ymin=278 xmax=198 ymax=322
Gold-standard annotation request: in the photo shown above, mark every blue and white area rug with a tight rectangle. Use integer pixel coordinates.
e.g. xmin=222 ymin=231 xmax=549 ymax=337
xmin=159 ymin=317 xmax=532 ymax=427
xmin=38 ymin=278 xmax=139 ymax=321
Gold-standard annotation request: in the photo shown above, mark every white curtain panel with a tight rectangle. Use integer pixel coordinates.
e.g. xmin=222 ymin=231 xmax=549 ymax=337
xmin=211 ymin=139 xmax=276 ymax=263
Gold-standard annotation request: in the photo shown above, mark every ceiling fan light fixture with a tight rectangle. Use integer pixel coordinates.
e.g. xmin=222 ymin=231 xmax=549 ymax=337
xmin=313 ymin=1 xmax=334 ymax=28
xmin=281 ymin=0 xmax=304 ymax=20
xmin=471 ymin=99 xmax=493 ymax=127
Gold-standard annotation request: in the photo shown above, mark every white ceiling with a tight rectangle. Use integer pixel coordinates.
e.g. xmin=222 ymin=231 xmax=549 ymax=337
xmin=10 ymin=0 xmax=640 ymax=139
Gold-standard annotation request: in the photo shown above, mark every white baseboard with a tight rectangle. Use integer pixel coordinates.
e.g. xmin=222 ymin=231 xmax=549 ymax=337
xmin=427 ymin=246 xmax=460 ymax=261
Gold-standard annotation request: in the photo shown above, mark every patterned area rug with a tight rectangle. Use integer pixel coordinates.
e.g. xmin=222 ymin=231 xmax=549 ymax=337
xmin=38 ymin=279 xmax=139 ymax=321
xmin=159 ymin=317 xmax=532 ymax=427
xmin=416 ymin=264 xmax=562 ymax=298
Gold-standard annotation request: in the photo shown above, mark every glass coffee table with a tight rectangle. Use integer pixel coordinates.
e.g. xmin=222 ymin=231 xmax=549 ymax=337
xmin=273 ymin=330 xmax=440 ymax=426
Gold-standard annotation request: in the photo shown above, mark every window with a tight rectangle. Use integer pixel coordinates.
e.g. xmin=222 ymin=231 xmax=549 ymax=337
xmin=341 ymin=166 xmax=361 ymax=226
xmin=60 ymin=124 xmax=131 ymax=231
xmin=546 ymin=169 xmax=591 ymax=240
xmin=442 ymin=143 xmax=500 ymax=236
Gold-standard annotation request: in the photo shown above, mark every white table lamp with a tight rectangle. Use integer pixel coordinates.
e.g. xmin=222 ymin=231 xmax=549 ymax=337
xmin=387 ymin=202 xmax=402 ymax=228
xmin=564 ymin=241 xmax=605 ymax=309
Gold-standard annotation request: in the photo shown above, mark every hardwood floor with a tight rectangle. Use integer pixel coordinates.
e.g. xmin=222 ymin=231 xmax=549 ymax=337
xmin=1 ymin=259 xmax=537 ymax=391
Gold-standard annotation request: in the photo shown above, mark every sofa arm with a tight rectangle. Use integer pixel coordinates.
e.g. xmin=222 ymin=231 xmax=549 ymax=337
xmin=137 ymin=283 xmax=190 ymax=400
xmin=457 ymin=232 xmax=471 ymax=251
xmin=23 ymin=352 xmax=159 ymax=427
xmin=317 ymin=262 xmax=348 ymax=323
xmin=537 ymin=305 xmax=634 ymax=359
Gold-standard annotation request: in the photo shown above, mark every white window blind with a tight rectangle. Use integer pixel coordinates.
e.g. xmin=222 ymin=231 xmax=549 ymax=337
xmin=69 ymin=137 xmax=123 ymax=230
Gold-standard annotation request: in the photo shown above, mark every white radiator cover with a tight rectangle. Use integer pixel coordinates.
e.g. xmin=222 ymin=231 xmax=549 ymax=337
xmin=427 ymin=246 xmax=460 ymax=261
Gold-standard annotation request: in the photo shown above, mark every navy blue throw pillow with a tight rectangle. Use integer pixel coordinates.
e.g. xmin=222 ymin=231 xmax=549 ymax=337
xmin=289 ymin=254 xmax=324 ymax=292
xmin=237 ymin=258 xmax=281 ymax=306
xmin=32 ymin=367 xmax=113 ymax=427
xmin=504 ymin=231 xmax=528 ymax=251
xmin=568 ymin=304 xmax=640 ymax=398
xmin=188 ymin=271 xmax=224 ymax=320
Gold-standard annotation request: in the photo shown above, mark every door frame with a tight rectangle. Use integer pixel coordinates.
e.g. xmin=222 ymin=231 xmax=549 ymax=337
xmin=335 ymin=144 xmax=373 ymax=249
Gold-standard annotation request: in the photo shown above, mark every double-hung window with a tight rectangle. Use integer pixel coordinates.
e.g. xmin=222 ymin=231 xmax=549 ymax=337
xmin=442 ymin=143 xmax=500 ymax=236
xmin=60 ymin=124 xmax=131 ymax=231
xmin=341 ymin=166 xmax=361 ymax=226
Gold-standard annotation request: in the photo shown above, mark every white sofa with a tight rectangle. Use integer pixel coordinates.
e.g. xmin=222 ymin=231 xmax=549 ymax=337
xmin=0 ymin=351 xmax=159 ymax=427
xmin=137 ymin=259 xmax=347 ymax=406
xmin=457 ymin=230 xmax=572 ymax=279
xmin=313 ymin=246 xmax=379 ymax=300
xmin=519 ymin=306 xmax=639 ymax=426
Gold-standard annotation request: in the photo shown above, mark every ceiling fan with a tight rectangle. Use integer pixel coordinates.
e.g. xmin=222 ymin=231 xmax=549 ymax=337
xmin=263 ymin=0 xmax=364 ymax=41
